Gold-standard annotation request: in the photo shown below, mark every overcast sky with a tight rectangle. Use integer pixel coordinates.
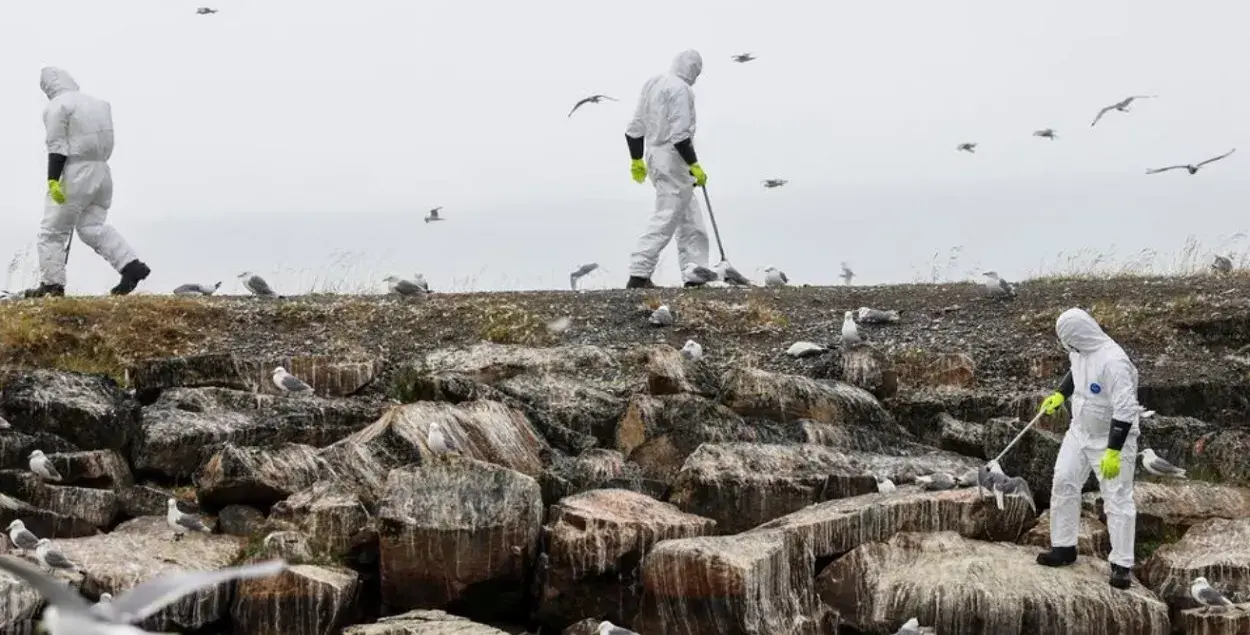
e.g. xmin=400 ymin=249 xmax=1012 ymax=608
xmin=1 ymin=0 xmax=1247 ymax=294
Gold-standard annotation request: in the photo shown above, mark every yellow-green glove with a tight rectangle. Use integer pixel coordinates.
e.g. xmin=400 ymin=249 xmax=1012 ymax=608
xmin=1039 ymin=392 xmax=1065 ymax=415
xmin=689 ymin=163 xmax=707 ymax=187
xmin=47 ymin=180 xmax=65 ymax=205
xmin=630 ymin=159 xmax=647 ymax=184
xmin=1099 ymin=449 xmax=1121 ymax=480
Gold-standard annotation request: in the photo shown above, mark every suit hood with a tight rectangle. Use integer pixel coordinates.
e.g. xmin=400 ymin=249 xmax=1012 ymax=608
xmin=671 ymin=50 xmax=703 ymax=86
xmin=40 ymin=67 xmax=79 ymax=100
xmin=1056 ymin=308 xmax=1113 ymax=353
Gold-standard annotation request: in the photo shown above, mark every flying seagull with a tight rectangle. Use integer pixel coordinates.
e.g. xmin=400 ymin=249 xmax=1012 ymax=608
xmin=424 ymin=207 xmax=444 ymax=223
xmin=6 ymin=520 xmax=40 ymax=553
xmin=383 ymin=275 xmax=429 ymax=297
xmin=0 ymin=553 xmax=286 ymax=635
xmin=1212 ymin=254 xmax=1233 ymax=274
xmin=166 ymin=498 xmax=211 ymax=540
xmin=35 ymin=539 xmax=79 ymax=574
xmin=1090 ymin=95 xmax=1156 ymax=127
xmin=840 ymin=262 xmax=854 ymax=286
xmin=1146 ymin=148 xmax=1236 ymax=175
xmin=272 ymin=366 xmax=313 ymax=396
xmin=1140 ymin=448 xmax=1187 ymax=479
xmin=1032 ymin=128 xmax=1058 ymax=140
xmin=237 ymin=271 xmax=276 ymax=298
xmin=730 ymin=53 xmax=756 ymax=63
xmin=196 ymin=7 xmax=218 ymax=14
xmin=1191 ymin=576 xmax=1234 ymax=613
xmin=982 ymin=271 xmax=1016 ymax=299
xmin=763 ymin=266 xmax=788 ymax=287
xmin=568 ymin=94 xmax=618 ymax=118
xmin=762 ymin=179 xmax=788 ymax=188
xmin=29 ymin=449 xmax=62 ymax=482
xmin=956 ymin=142 xmax=977 ymax=153
xmin=569 ymin=263 xmax=600 ymax=290
xmin=172 ymin=281 xmax=221 ymax=297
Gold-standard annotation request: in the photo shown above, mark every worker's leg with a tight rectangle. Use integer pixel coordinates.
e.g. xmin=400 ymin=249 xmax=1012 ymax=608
xmin=1039 ymin=428 xmax=1089 ymax=565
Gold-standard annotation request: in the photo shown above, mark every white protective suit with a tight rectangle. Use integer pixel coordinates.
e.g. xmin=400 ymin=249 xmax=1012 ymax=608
xmin=1049 ymin=308 xmax=1140 ymax=568
xmin=625 ymin=50 xmax=711 ymax=281
xmin=38 ymin=67 xmax=138 ymax=286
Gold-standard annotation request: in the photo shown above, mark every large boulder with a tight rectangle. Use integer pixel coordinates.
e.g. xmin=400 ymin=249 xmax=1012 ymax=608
xmin=130 ymin=352 xmax=379 ymax=398
xmin=718 ymin=368 xmax=897 ymax=429
xmin=342 ymin=610 xmax=511 ymax=635
xmin=377 ymin=459 xmax=542 ymax=618
xmin=667 ymin=443 xmax=979 ymax=534
xmin=0 ymin=492 xmax=99 ymax=539
xmin=1084 ymin=481 xmax=1250 ymax=543
xmin=231 ymin=564 xmax=360 ymax=635
xmin=420 ymin=342 xmax=619 ymax=378
xmin=0 ymin=431 xmax=78 ymax=471
xmin=195 ymin=442 xmax=326 ymax=509
xmin=892 ymin=350 xmax=976 ymax=389
xmin=535 ymin=489 xmax=715 ymax=629
xmin=1141 ymin=517 xmax=1250 ymax=623
xmin=270 ymin=481 xmax=372 ymax=557
xmin=1192 ymin=427 xmax=1250 ymax=482
xmin=750 ymin=485 xmax=1033 ymax=560
xmin=42 ymin=449 xmax=132 ymax=489
xmin=494 ymin=374 xmax=627 ymax=450
xmin=0 ymin=471 xmax=118 ymax=530
xmin=0 ymin=568 xmax=43 ymax=635
xmin=537 ymin=450 xmax=666 ymax=506
xmin=51 ymin=516 xmax=246 ymax=632
xmin=634 ymin=530 xmax=820 ymax=635
xmin=839 ymin=344 xmax=898 ymax=399
xmin=817 ymin=531 xmax=1170 ymax=635
xmin=641 ymin=344 xmax=717 ymax=397
xmin=937 ymin=413 xmax=985 ymax=459
xmin=1018 ymin=509 xmax=1110 ymax=559
xmin=0 ymin=370 xmax=141 ymax=454
xmin=616 ymin=394 xmax=760 ymax=483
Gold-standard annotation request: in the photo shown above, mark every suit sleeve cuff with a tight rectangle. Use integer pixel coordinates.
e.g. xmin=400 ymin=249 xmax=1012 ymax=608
xmin=1107 ymin=418 xmax=1132 ymax=452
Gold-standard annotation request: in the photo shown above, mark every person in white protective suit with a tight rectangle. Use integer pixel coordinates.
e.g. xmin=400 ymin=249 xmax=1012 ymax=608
xmin=25 ymin=67 xmax=150 ymax=298
xmin=1036 ymin=308 xmax=1141 ymax=590
xmin=622 ymin=50 xmax=710 ymax=289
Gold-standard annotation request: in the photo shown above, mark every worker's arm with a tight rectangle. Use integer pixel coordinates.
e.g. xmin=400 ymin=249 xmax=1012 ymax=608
xmin=668 ymin=86 xmax=698 ymax=165
xmin=624 ymin=81 xmax=650 ymax=158
xmin=1055 ymin=371 xmax=1074 ymax=399
xmin=1105 ymin=359 xmax=1139 ymax=452
xmin=44 ymin=100 xmax=70 ymax=180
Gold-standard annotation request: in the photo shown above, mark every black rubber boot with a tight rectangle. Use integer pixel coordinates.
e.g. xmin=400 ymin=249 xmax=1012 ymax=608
xmin=23 ymin=283 xmax=65 ymax=298
xmin=1036 ymin=546 xmax=1077 ymax=567
xmin=110 ymin=260 xmax=151 ymax=296
xmin=683 ymin=281 xmax=706 ymax=288
xmin=625 ymin=276 xmax=656 ymax=289
xmin=1109 ymin=564 xmax=1132 ymax=589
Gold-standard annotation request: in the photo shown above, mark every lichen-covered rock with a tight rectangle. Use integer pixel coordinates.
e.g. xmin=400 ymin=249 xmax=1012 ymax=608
xmin=1193 ymin=427 xmax=1250 ymax=482
xmin=1084 ymin=481 xmax=1250 ymax=543
xmin=117 ymin=483 xmax=179 ymax=519
xmin=536 ymin=489 xmax=715 ymax=629
xmin=130 ymin=352 xmax=378 ymax=398
xmin=52 ymin=516 xmax=246 ymax=632
xmin=718 ymin=368 xmax=897 ymax=429
xmin=791 ymin=420 xmax=933 ymax=455
xmin=634 ymin=530 xmax=819 ymax=635
xmin=133 ymin=387 xmax=381 ymax=478
xmin=616 ymin=394 xmax=759 ymax=483
xmin=892 ymin=350 xmax=976 ymax=389
xmin=537 ymin=449 xmax=666 ymax=506
xmin=421 ymin=342 xmax=618 ymax=378
xmin=642 ymin=344 xmax=718 ymax=397
xmin=392 ymin=372 xmax=512 ymax=405
xmin=0 ymin=568 xmax=44 ymax=635
xmin=1018 ymin=509 xmax=1110 ymax=559
xmin=667 ymin=443 xmax=980 ymax=534
xmin=0 ymin=431 xmax=78 ymax=471
xmin=271 ymin=481 xmax=371 ymax=557
xmin=937 ymin=413 xmax=985 ymax=459
xmin=231 ymin=564 xmax=360 ymax=635
xmin=44 ymin=449 xmax=132 ymax=489
xmin=342 ymin=609 xmax=511 ymax=634
xmin=494 ymin=374 xmax=627 ymax=449
xmin=196 ymin=442 xmax=326 ymax=508
xmin=0 ymin=490 xmax=99 ymax=539
xmin=750 ymin=486 xmax=1033 ymax=559
xmin=0 ymin=471 xmax=118 ymax=529
xmin=817 ymin=531 xmax=1170 ymax=635
xmin=257 ymin=530 xmax=314 ymax=563
xmin=0 ymin=370 xmax=141 ymax=454
xmin=1141 ymin=517 xmax=1250 ymax=624
xmin=840 ymin=344 xmax=898 ymax=399
xmin=377 ymin=459 xmax=542 ymax=616
xmin=217 ymin=504 xmax=266 ymax=536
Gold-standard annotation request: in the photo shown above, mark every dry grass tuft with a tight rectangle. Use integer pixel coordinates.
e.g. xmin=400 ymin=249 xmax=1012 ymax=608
xmin=477 ymin=302 xmax=555 ymax=346
xmin=1016 ymin=295 xmax=1214 ymax=346
xmin=0 ymin=296 xmax=226 ymax=380
xmin=675 ymin=296 xmax=790 ymax=335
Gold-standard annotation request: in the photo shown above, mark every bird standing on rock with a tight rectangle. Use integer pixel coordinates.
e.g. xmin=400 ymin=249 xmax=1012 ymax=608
xmin=841 ymin=311 xmax=862 ymax=346
xmin=166 ymin=498 xmax=212 ymax=540
xmin=1212 ymin=255 xmax=1233 ymax=274
xmin=427 ymin=421 xmax=453 ymax=457
xmin=1191 ymin=577 xmax=1234 ymax=613
xmin=272 ymin=367 xmax=314 ymax=396
xmin=1140 ymin=448 xmax=1187 ymax=479
xmin=6 ymin=520 xmax=40 ymax=554
xmin=763 ymin=266 xmax=788 ymax=287
xmin=982 ymin=271 xmax=1016 ymax=299
xmin=28 ymin=450 xmax=62 ymax=482
xmin=383 ymin=275 xmax=428 ymax=297
xmin=35 ymin=539 xmax=79 ymax=574
xmin=238 ymin=272 xmax=277 ymax=298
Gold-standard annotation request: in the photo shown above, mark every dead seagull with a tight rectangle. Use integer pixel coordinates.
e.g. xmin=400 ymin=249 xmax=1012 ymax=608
xmin=916 ymin=473 xmax=957 ymax=491
xmin=680 ymin=339 xmax=704 ymax=361
xmin=1212 ymin=254 xmax=1234 ymax=274
xmin=786 ymin=341 xmax=829 ymax=358
xmin=856 ymin=307 xmax=900 ymax=324
xmin=841 ymin=311 xmax=862 ymax=346
xmin=272 ymin=366 xmax=313 ymax=396
xmin=762 ymin=179 xmax=788 ymax=188
xmin=682 ymin=263 xmax=719 ymax=286
xmin=1146 ymin=148 xmax=1236 ymax=175
xmin=598 ymin=620 xmax=640 ymax=635
xmin=568 ymin=94 xmax=618 ymax=118
xmin=166 ymin=498 xmax=211 ymax=540
xmin=840 ymin=262 xmax=854 ymax=286
xmin=383 ymin=275 xmax=428 ymax=297
xmin=35 ymin=539 xmax=79 ymax=574
xmin=649 ymin=304 xmax=674 ymax=326
xmin=1191 ymin=577 xmax=1234 ymax=614
xmin=172 ymin=281 xmax=221 ymax=297
xmin=730 ymin=53 xmax=756 ymax=63
xmin=714 ymin=261 xmax=751 ymax=286
xmin=1032 ymin=128 xmax=1058 ymax=140
xmin=763 ymin=266 xmax=788 ymax=287
xmin=956 ymin=142 xmax=977 ymax=153
xmin=982 ymin=271 xmax=1016 ymax=299
xmin=569 ymin=263 xmax=600 ymax=290
xmin=1090 ymin=95 xmax=1156 ymax=127
xmin=28 ymin=450 xmax=62 ymax=482
xmin=238 ymin=271 xmax=277 ymax=298
xmin=196 ymin=7 xmax=218 ymax=14
xmin=6 ymin=520 xmax=40 ymax=554
xmin=424 ymin=207 xmax=445 ymax=223
xmin=1140 ymin=448 xmax=1187 ymax=479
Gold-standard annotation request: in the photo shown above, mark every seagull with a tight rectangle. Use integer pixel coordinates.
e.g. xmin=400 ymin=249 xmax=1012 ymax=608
xmin=649 ymin=305 xmax=674 ymax=326
xmin=0 ymin=553 xmax=286 ymax=635
xmin=875 ymin=475 xmax=896 ymax=493
xmin=35 ymin=539 xmax=79 ymax=574
xmin=1090 ymin=95 xmax=1156 ymax=127
xmin=409 ymin=273 xmax=432 ymax=292
xmin=237 ymin=271 xmax=277 ymax=298
xmin=569 ymin=263 xmax=599 ymax=290
xmin=427 ymin=421 xmax=452 ymax=455
xmin=762 ymin=179 xmax=788 ymax=188
xmin=599 ymin=621 xmax=640 ymax=635
xmin=424 ymin=207 xmax=444 ymax=223
xmin=172 ymin=281 xmax=221 ymax=297
xmin=763 ymin=266 xmax=788 ymax=287
xmin=856 ymin=307 xmax=900 ymax=324
xmin=682 ymin=263 xmax=719 ymax=286
xmin=1146 ymin=149 xmax=1236 ymax=175
xmin=730 ymin=53 xmax=756 ymax=63
xmin=841 ymin=310 xmax=862 ymax=346
xmin=1212 ymin=255 xmax=1234 ymax=274
xmin=714 ymin=261 xmax=751 ymax=286
xmin=916 ymin=473 xmax=957 ymax=491
xmin=166 ymin=498 xmax=211 ymax=541
xmin=786 ymin=341 xmax=828 ymax=358
xmin=1032 ymin=128 xmax=1058 ymax=140
xmin=195 ymin=7 xmax=218 ymax=14
xmin=982 ymin=271 xmax=1016 ymax=299
xmin=95 ymin=593 xmax=111 ymax=606
xmin=568 ymin=94 xmax=618 ymax=118
xmin=1191 ymin=576 xmax=1234 ymax=613
xmin=956 ymin=468 xmax=979 ymax=488
xmin=895 ymin=618 xmax=922 ymax=635
xmin=271 ymin=366 xmax=313 ymax=397
xmin=0 ymin=413 xmax=9 ymax=429
xmin=956 ymin=142 xmax=977 ymax=153
xmin=383 ymin=275 xmax=428 ymax=297
xmin=1140 ymin=448 xmax=1187 ymax=479
xmin=680 ymin=339 xmax=703 ymax=362
xmin=6 ymin=520 xmax=40 ymax=553
xmin=29 ymin=449 xmax=62 ymax=482
xmin=840 ymin=262 xmax=854 ymax=286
